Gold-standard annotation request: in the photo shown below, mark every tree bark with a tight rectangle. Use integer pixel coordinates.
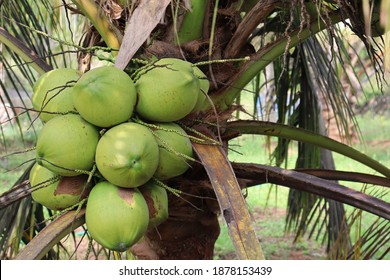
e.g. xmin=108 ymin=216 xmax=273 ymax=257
xmin=131 ymin=180 xmax=221 ymax=259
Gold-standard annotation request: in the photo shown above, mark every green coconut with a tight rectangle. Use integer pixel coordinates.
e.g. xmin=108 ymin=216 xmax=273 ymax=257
xmin=135 ymin=58 xmax=200 ymax=122
xmin=32 ymin=68 xmax=80 ymax=122
xmin=72 ymin=66 xmax=137 ymax=128
xmin=29 ymin=163 xmax=90 ymax=210
xmin=35 ymin=114 xmax=99 ymax=176
xmin=153 ymin=122 xmax=193 ymax=180
xmin=95 ymin=122 xmax=159 ymax=188
xmin=85 ymin=181 xmax=149 ymax=252
xmin=140 ymin=180 xmax=168 ymax=229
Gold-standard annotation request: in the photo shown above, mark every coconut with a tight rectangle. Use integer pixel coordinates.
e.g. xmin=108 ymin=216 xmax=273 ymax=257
xmin=135 ymin=58 xmax=200 ymax=122
xmin=29 ymin=163 xmax=90 ymax=210
xmin=85 ymin=181 xmax=149 ymax=252
xmin=35 ymin=114 xmax=99 ymax=176
xmin=140 ymin=180 xmax=168 ymax=229
xmin=32 ymin=68 xmax=80 ymax=122
xmin=153 ymin=122 xmax=193 ymax=180
xmin=95 ymin=122 xmax=159 ymax=188
xmin=72 ymin=66 xmax=137 ymax=128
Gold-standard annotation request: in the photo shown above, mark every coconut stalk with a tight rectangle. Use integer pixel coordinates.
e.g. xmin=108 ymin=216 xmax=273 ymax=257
xmin=70 ymin=0 xmax=122 ymax=55
xmin=176 ymin=0 xmax=208 ymax=44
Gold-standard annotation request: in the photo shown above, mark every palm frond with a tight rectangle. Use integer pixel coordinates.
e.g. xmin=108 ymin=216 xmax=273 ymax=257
xmin=15 ymin=208 xmax=85 ymax=260
xmin=283 ymin=43 xmax=325 ymax=244
xmin=281 ymin=14 xmax=386 ymax=253
xmin=1 ymin=0 xmax=389 ymax=260
xmin=329 ymin=187 xmax=390 ymax=260
xmin=0 ymin=0 xmax=83 ymax=142
xmin=0 ymin=163 xmax=33 ymax=259
xmin=0 ymin=0 xmax=86 ymax=259
xmin=244 ymin=19 xmax=386 ymax=251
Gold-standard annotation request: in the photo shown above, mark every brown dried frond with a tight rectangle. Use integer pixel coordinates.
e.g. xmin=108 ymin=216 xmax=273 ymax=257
xmin=100 ymin=0 xmax=123 ymax=20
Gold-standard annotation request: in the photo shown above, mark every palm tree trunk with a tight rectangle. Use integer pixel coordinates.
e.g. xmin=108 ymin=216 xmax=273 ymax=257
xmin=131 ymin=180 xmax=221 ymax=259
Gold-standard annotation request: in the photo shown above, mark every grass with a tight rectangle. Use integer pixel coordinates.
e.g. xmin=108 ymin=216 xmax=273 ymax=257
xmin=213 ymin=111 xmax=390 ymax=260
xmin=214 ymin=205 xmax=328 ymax=260
xmin=1 ymin=110 xmax=389 ymax=260
xmin=0 ymin=119 xmax=40 ymax=194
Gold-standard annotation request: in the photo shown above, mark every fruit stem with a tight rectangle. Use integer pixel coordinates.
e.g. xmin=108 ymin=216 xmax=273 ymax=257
xmin=87 ymin=165 xmax=97 ymax=184
xmin=152 ymin=132 xmax=197 ymax=164
xmin=113 ymin=251 xmax=122 ymax=260
xmin=193 ymin=57 xmax=250 ymax=67
xmin=175 ymin=121 xmax=222 ymax=146
xmin=84 ymin=238 xmax=94 ymax=260
xmin=132 ymin=117 xmax=221 ymax=146
xmin=151 ymin=178 xmax=182 ymax=197
xmin=35 ymin=198 xmax=88 ymax=226
xmin=30 ymin=176 xmax=61 ymax=192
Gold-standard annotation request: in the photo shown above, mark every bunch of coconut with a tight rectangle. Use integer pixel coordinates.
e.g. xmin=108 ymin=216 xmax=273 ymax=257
xmin=28 ymin=58 xmax=209 ymax=252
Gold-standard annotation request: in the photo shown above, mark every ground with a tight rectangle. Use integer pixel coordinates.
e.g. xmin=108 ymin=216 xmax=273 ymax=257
xmin=214 ymin=208 xmax=327 ymax=260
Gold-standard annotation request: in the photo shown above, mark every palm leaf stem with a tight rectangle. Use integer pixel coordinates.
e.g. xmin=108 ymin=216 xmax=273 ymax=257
xmin=208 ymin=9 xmax=343 ymax=113
xmin=0 ymin=27 xmax=52 ymax=75
xmin=294 ymin=169 xmax=390 ymax=187
xmin=224 ymin=0 xmax=281 ymax=58
xmin=192 ymin=139 xmax=265 ymax=259
xmin=226 ymin=120 xmax=390 ymax=178
xmin=14 ymin=208 xmax=85 ymax=260
xmin=231 ymin=162 xmax=390 ymax=220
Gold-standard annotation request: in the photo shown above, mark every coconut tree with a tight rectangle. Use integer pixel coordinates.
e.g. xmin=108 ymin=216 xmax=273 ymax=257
xmin=0 ymin=0 xmax=389 ymax=260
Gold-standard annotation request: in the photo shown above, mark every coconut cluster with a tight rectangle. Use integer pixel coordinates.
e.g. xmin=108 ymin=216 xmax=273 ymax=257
xmin=29 ymin=58 xmax=209 ymax=252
